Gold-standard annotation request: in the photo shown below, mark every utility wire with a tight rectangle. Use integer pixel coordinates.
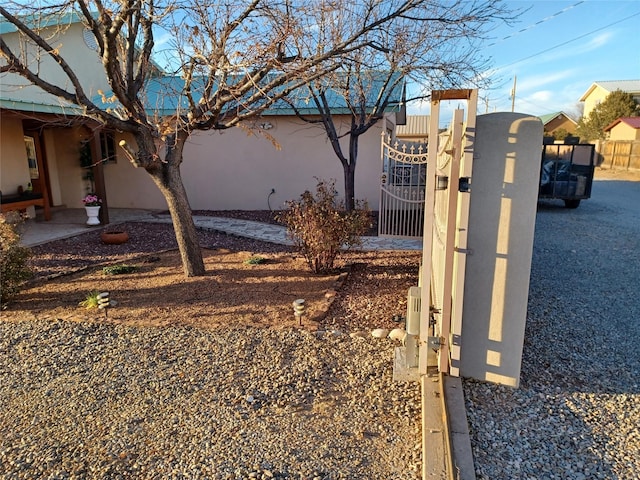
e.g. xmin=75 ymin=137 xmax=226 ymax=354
xmin=488 ymin=1 xmax=585 ymax=47
xmin=496 ymin=10 xmax=640 ymax=70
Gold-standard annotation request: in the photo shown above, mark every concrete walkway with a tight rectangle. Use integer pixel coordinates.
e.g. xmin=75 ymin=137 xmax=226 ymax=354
xmin=20 ymin=208 xmax=423 ymax=250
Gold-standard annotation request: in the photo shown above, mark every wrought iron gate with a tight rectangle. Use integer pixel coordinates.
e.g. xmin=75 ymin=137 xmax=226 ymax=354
xmin=378 ymin=136 xmax=428 ymax=237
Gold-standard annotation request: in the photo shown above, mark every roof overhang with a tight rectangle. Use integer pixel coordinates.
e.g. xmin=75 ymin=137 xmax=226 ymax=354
xmin=579 ymin=83 xmax=600 ymax=102
xmin=0 ymin=99 xmax=102 ymax=129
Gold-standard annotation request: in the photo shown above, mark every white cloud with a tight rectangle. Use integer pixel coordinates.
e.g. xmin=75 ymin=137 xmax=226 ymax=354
xmin=529 ymin=90 xmax=553 ymax=103
xmin=584 ymin=32 xmax=613 ymax=50
xmin=516 ymin=70 xmax=575 ymax=94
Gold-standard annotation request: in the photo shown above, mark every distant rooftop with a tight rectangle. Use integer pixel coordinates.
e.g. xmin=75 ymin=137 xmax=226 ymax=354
xmin=396 ymin=115 xmax=429 ymax=138
xmin=580 ymin=80 xmax=640 ymax=101
xmin=605 ymin=116 xmax=640 ymax=131
xmin=538 ymin=111 xmax=577 ymax=125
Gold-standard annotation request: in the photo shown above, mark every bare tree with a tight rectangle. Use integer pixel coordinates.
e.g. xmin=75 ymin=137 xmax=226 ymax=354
xmin=286 ymin=1 xmax=513 ymax=211
xmin=0 ymin=0 xmax=434 ymax=276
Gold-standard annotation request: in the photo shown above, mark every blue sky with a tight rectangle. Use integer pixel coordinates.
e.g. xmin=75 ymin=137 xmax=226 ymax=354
xmin=407 ymin=0 xmax=640 ymax=121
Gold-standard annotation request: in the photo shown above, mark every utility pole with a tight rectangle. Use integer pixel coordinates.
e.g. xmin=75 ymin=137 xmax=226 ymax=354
xmin=511 ymin=76 xmax=517 ymax=112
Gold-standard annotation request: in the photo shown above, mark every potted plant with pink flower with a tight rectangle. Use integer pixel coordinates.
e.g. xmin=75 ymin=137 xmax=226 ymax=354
xmin=82 ymin=193 xmax=102 ymax=225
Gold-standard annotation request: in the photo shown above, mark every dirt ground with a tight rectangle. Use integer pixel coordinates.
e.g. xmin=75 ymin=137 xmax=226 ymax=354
xmin=5 ymin=249 xmax=345 ymax=330
xmin=3 ymin=222 xmax=421 ymax=332
xmin=6 ymin=166 xmax=635 ymax=332
xmin=594 ymin=166 xmax=640 ymax=181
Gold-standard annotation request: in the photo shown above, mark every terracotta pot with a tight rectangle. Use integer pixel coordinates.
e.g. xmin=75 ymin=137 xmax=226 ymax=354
xmin=100 ymin=231 xmax=129 ymax=245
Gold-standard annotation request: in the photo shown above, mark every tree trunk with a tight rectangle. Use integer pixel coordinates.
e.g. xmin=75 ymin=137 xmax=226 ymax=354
xmin=343 ymin=132 xmax=360 ymax=212
xmin=147 ymin=150 xmax=205 ymax=277
xmin=343 ymin=162 xmax=356 ymax=212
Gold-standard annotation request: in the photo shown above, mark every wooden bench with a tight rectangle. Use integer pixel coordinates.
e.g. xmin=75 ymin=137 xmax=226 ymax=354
xmin=1 ymin=193 xmax=51 ymax=220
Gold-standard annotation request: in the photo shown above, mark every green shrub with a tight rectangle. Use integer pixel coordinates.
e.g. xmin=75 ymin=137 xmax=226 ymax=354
xmin=244 ymin=255 xmax=267 ymax=265
xmin=79 ymin=291 xmax=101 ymax=309
xmin=277 ymin=179 xmax=370 ymax=274
xmin=103 ymin=264 xmax=137 ymax=275
xmin=0 ymin=214 xmax=32 ymax=307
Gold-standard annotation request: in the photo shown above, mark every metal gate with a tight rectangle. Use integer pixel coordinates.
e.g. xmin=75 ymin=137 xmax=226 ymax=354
xmin=419 ymin=89 xmax=478 ymax=377
xmin=378 ymin=135 xmax=428 ymax=237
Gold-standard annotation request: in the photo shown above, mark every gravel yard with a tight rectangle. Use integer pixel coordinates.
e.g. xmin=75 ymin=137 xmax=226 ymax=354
xmin=464 ymin=176 xmax=640 ymax=480
xmin=1 ymin=218 xmax=423 ymax=479
xmin=0 ymin=321 xmax=421 ymax=479
xmin=2 ymin=169 xmax=638 ymax=479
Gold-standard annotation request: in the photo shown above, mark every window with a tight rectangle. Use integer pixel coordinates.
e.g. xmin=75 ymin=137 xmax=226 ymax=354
xmin=100 ymin=132 xmax=116 ymax=164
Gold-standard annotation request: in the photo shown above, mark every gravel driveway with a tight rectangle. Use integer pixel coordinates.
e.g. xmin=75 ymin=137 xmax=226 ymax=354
xmin=464 ymin=178 xmax=640 ymax=480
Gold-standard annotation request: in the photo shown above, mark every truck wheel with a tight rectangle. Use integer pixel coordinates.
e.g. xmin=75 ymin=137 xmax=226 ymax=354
xmin=564 ymin=199 xmax=581 ymax=209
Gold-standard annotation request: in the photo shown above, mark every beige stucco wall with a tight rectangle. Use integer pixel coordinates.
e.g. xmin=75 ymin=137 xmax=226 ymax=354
xmin=459 ymin=112 xmax=542 ymax=388
xmin=182 ymin=117 xmax=383 ymax=210
xmin=0 ymin=117 xmax=30 ymax=195
xmin=0 ymin=23 xmax=110 ymax=106
xmin=608 ymin=122 xmax=640 ymax=141
xmin=582 ymin=85 xmax=610 ymax=118
xmin=42 ymin=129 xmax=63 ymax=206
xmin=102 ymin=132 xmax=166 ymax=209
xmin=101 ymin=116 xmax=386 ymax=211
xmin=49 ymin=127 xmax=96 ymax=208
xmin=2 ymin=113 xmax=387 ymax=211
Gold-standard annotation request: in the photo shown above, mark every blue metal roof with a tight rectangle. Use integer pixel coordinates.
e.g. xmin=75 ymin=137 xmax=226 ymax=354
xmin=95 ymin=72 xmax=404 ymax=117
xmin=2 ymin=11 xmax=403 ymax=118
xmin=1 ymin=72 xmax=402 ymax=118
xmin=0 ymin=97 xmax=84 ymax=115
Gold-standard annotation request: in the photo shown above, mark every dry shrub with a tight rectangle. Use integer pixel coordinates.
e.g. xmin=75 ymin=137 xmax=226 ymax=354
xmin=0 ymin=213 xmax=32 ymax=307
xmin=278 ymin=179 xmax=370 ymax=274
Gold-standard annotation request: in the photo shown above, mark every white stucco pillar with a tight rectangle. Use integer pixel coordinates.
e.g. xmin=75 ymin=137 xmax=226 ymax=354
xmin=459 ymin=112 xmax=542 ymax=387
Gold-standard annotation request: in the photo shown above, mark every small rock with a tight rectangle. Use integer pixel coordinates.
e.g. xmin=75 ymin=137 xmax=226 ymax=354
xmin=371 ymin=328 xmax=390 ymax=338
xmin=349 ymin=331 xmax=369 ymax=340
xmin=388 ymin=328 xmax=406 ymax=341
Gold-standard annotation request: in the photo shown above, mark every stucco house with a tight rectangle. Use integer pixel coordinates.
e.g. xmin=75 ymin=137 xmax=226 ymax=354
xmin=604 ymin=117 xmax=640 ymax=141
xmin=538 ymin=111 xmax=577 ymax=138
xmin=1 ymin=14 xmax=400 ymax=221
xmin=579 ymin=80 xmax=640 ymax=118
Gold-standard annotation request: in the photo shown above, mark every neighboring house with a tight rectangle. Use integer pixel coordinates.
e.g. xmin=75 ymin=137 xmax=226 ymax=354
xmin=579 ymin=80 xmax=640 ymax=118
xmin=1 ymin=14 xmax=400 ymax=219
xmin=604 ymin=117 xmax=640 ymax=141
xmin=538 ymin=111 xmax=577 ymax=137
xmin=395 ymin=115 xmax=429 ymax=144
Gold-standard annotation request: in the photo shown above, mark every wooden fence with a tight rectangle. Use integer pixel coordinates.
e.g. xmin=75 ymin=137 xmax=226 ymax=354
xmin=598 ymin=140 xmax=640 ymax=170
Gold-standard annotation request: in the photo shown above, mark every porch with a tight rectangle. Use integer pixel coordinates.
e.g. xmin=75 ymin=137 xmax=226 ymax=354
xmin=19 ymin=208 xmax=159 ymax=247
